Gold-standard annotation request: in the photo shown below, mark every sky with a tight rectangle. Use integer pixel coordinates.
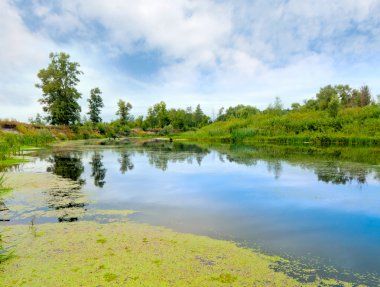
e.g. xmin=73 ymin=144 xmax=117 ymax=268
xmin=1 ymin=0 xmax=380 ymax=121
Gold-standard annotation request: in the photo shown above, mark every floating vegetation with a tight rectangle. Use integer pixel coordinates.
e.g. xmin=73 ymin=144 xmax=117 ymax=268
xmin=271 ymin=257 xmax=380 ymax=287
xmin=0 ymin=221 xmax=357 ymax=286
xmin=210 ymin=273 xmax=237 ymax=283
xmin=103 ymin=272 xmax=118 ymax=282
xmin=0 ymin=233 xmax=14 ymax=264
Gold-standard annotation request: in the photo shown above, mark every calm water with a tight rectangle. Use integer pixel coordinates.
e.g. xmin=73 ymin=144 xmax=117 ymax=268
xmin=2 ymin=141 xmax=380 ymax=284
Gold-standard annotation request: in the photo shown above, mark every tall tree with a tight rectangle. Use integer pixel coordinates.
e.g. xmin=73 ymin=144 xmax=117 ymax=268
xmin=116 ymin=100 xmax=132 ymax=124
xmin=87 ymin=87 xmax=104 ymax=124
xmin=145 ymin=101 xmax=169 ymax=128
xmin=36 ymin=52 xmax=83 ymax=125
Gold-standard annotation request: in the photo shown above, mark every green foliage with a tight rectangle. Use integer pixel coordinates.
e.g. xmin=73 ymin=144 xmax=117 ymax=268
xmin=0 ymin=131 xmax=55 ymax=161
xmin=116 ymin=100 xmax=132 ymax=125
xmin=143 ymin=102 xmax=210 ymax=131
xmin=160 ymin=124 xmax=174 ymax=136
xmin=217 ymin=104 xmax=259 ymax=121
xmin=315 ymin=84 xmax=373 ymax=111
xmin=181 ymin=105 xmax=380 ymax=146
xmin=87 ymin=87 xmax=104 ymax=124
xmin=327 ymin=95 xmax=339 ymax=117
xmin=145 ymin=101 xmax=169 ymax=128
xmin=265 ymin=97 xmax=284 ymax=115
xmin=36 ymin=52 xmax=83 ymax=125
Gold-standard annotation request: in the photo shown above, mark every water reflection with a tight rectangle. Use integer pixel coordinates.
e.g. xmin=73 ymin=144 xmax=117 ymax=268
xmin=89 ymin=152 xmax=106 ymax=187
xmin=314 ymin=162 xmax=368 ymax=184
xmin=46 ymin=153 xmax=87 ymax=222
xmin=141 ymin=142 xmax=210 ymax=171
xmin=47 ymin=153 xmax=85 ymax=185
xmin=267 ymin=160 xmax=282 ymax=180
xmin=118 ymin=151 xmax=134 ymax=174
xmin=0 ymin=200 xmax=9 ymax=222
xmin=218 ymin=144 xmax=380 ymax=185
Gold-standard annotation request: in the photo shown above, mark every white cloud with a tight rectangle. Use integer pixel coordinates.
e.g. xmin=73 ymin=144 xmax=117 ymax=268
xmin=0 ymin=0 xmax=56 ymax=119
xmin=1 ymin=0 xmax=380 ymax=121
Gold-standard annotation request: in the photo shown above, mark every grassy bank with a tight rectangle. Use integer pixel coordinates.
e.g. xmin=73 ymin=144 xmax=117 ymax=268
xmin=179 ymin=106 xmax=380 ymax=146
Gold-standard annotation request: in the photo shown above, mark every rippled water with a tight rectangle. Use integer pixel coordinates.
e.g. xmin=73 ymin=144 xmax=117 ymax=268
xmin=2 ymin=141 xmax=380 ymax=284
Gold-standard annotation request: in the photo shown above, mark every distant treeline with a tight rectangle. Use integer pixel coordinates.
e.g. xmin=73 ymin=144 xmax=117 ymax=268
xmin=4 ymin=52 xmax=380 ymax=147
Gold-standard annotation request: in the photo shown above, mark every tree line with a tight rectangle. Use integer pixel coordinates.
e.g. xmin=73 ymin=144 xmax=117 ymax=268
xmin=32 ymin=52 xmax=211 ymax=136
xmin=32 ymin=52 xmax=379 ymax=138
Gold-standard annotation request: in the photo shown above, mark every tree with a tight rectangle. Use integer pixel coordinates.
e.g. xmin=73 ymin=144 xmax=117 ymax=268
xmin=145 ymin=101 xmax=169 ymax=128
xmin=358 ymin=85 xmax=372 ymax=107
xmin=223 ymin=105 xmax=259 ymax=119
xmin=87 ymin=87 xmax=104 ymax=124
xmin=327 ymin=95 xmax=339 ymax=117
xmin=265 ymin=97 xmax=284 ymax=114
xmin=193 ymin=104 xmax=210 ymax=127
xmin=291 ymin=103 xmax=301 ymax=111
xmin=116 ymin=100 xmax=132 ymax=124
xmin=36 ymin=52 xmax=83 ymax=125
xmin=316 ymin=85 xmax=337 ymax=110
xmin=28 ymin=113 xmax=44 ymax=125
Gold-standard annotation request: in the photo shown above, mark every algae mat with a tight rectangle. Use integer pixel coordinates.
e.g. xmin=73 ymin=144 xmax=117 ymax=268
xmin=0 ymin=220 xmax=353 ymax=287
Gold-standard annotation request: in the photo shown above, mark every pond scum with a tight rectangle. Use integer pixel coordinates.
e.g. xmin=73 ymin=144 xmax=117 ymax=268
xmin=0 ymin=219 xmax=357 ymax=287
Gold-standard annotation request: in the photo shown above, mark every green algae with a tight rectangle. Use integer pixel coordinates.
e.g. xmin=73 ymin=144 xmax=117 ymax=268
xmin=96 ymin=238 xmax=107 ymax=244
xmin=210 ymin=273 xmax=237 ymax=283
xmin=104 ymin=272 xmax=118 ymax=282
xmin=0 ymin=221 xmax=355 ymax=287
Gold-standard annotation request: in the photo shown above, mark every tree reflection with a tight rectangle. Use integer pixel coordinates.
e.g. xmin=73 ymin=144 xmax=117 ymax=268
xmin=267 ymin=160 xmax=282 ymax=180
xmin=46 ymin=152 xmax=87 ymax=222
xmin=141 ymin=142 xmax=210 ymax=171
xmin=210 ymin=144 xmax=380 ymax=185
xmin=89 ymin=152 xmax=106 ymax=187
xmin=314 ymin=162 xmax=368 ymax=184
xmin=47 ymin=153 xmax=85 ymax=184
xmin=118 ymin=151 xmax=134 ymax=174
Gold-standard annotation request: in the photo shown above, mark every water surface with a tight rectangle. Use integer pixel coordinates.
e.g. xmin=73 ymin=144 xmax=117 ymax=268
xmin=2 ymin=141 xmax=380 ymax=285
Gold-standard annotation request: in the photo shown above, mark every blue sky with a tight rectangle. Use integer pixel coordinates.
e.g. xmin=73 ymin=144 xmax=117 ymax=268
xmin=1 ymin=0 xmax=380 ymax=121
